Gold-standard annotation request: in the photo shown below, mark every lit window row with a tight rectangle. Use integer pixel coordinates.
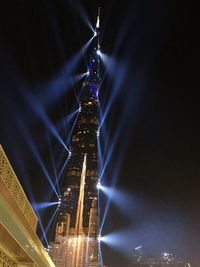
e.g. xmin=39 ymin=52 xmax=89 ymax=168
xmin=78 ymin=117 xmax=98 ymax=124
xmin=68 ymin=170 xmax=81 ymax=176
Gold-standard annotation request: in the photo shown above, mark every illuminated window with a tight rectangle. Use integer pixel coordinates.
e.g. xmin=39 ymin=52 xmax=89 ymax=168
xmin=90 ymin=176 xmax=97 ymax=180
xmin=69 ymin=170 xmax=80 ymax=176
xmin=72 ymin=136 xmax=79 ymax=142
xmin=89 ymin=143 xmax=95 ymax=148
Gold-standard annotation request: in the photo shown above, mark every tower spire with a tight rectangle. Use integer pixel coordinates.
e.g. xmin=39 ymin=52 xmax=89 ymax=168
xmin=83 ymin=6 xmax=101 ymax=92
xmin=96 ymin=6 xmax=100 ymax=30
xmin=96 ymin=6 xmax=100 ymax=49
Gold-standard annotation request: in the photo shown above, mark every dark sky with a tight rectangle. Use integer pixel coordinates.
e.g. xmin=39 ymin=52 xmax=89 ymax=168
xmin=0 ymin=0 xmax=200 ymax=266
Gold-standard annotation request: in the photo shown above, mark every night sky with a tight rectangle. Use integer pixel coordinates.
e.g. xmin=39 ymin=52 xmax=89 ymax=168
xmin=0 ymin=1 xmax=200 ymax=266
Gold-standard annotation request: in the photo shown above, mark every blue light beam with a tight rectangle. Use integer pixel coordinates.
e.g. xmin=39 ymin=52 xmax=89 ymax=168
xmin=45 ymin=206 xmax=59 ymax=235
xmin=25 ymin=92 xmax=70 ymax=153
xmin=14 ymin=112 xmax=59 ymax=198
xmin=40 ymin=37 xmax=95 ymax=106
xmin=32 ymin=201 xmax=59 ymax=211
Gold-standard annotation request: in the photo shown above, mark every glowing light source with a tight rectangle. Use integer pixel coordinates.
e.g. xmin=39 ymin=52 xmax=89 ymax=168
xmin=58 ymin=196 xmax=62 ymax=207
xmin=135 ymin=245 xmax=142 ymax=250
xmin=69 ymin=150 xmax=72 ymax=157
xmin=98 ymin=233 xmax=107 ymax=243
xmin=97 ymin=49 xmax=101 ymax=55
xmin=97 ymin=234 xmax=108 ymax=244
xmin=94 ymin=31 xmax=97 ymax=37
xmin=97 ymin=181 xmax=101 ymax=190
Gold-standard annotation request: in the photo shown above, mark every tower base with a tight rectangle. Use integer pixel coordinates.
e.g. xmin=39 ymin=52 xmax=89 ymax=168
xmin=49 ymin=234 xmax=98 ymax=267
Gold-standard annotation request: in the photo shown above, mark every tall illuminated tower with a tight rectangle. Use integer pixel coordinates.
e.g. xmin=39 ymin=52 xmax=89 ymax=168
xmin=50 ymin=8 xmax=101 ymax=267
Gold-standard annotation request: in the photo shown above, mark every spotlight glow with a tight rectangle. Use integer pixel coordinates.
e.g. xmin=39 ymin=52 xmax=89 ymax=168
xmin=58 ymin=196 xmax=62 ymax=206
xmin=98 ymin=234 xmax=102 ymax=242
xmin=97 ymin=235 xmax=108 ymax=244
xmin=97 ymin=181 xmax=101 ymax=190
xmin=97 ymin=49 xmax=101 ymax=55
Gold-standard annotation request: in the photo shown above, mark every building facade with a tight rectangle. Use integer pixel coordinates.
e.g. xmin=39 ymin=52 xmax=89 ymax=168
xmin=49 ymin=11 xmax=101 ymax=267
xmin=0 ymin=145 xmax=55 ymax=267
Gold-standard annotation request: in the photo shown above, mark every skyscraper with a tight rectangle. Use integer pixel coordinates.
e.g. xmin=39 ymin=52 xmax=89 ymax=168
xmin=50 ymin=8 xmax=101 ymax=267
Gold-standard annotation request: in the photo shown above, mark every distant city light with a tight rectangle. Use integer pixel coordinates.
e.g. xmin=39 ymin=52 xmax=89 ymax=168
xmin=87 ymin=70 xmax=90 ymax=76
xmin=162 ymin=252 xmax=173 ymax=263
xmin=69 ymin=150 xmax=72 ymax=157
xmin=79 ymin=105 xmax=82 ymax=112
xmin=94 ymin=31 xmax=97 ymax=37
